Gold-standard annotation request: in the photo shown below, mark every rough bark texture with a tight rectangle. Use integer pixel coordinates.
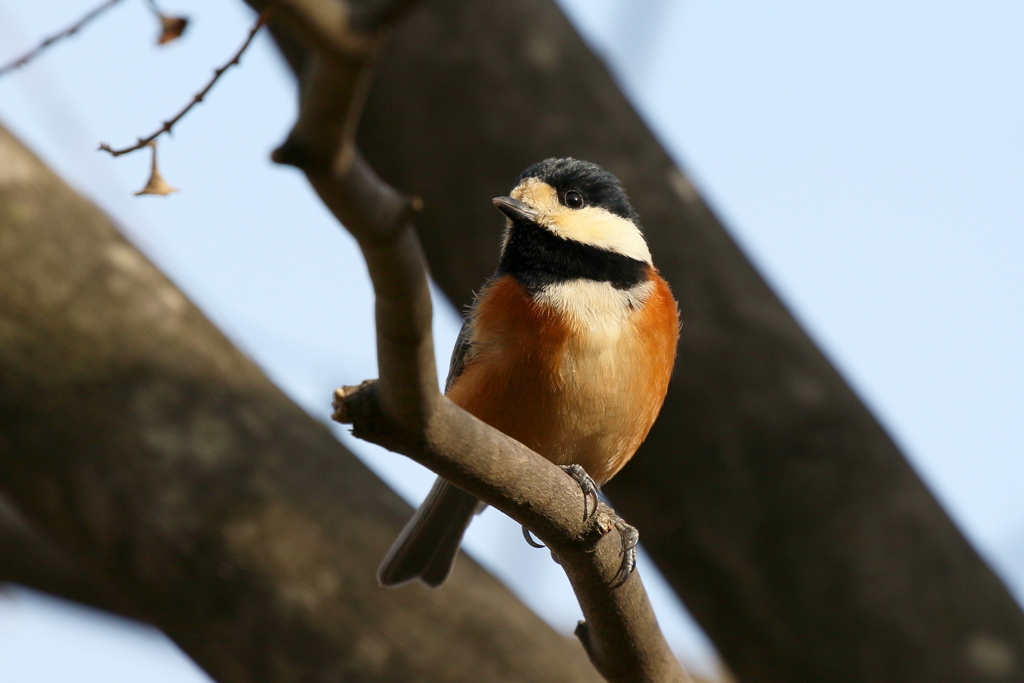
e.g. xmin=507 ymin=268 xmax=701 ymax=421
xmin=346 ymin=1 xmax=1024 ymax=681
xmin=0 ymin=124 xmax=605 ymax=683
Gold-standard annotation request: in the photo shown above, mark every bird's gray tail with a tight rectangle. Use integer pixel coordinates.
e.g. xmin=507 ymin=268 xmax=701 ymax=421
xmin=377 ymin=477 xmax=480 ymax=588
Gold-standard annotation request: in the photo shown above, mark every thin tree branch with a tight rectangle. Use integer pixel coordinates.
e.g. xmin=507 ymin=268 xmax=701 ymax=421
xmin=268 ymin=1 xmax=689 ymax=681
xmin=0 ymin=0 xmax=125 ymax=78
xmin=98 ymin=9 xmax=270 ymax=157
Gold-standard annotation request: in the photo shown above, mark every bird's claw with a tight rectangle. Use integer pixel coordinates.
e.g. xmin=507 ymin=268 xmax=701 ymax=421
xmin=522 ymin=525 xmax=546 ymax=548
xmin=521 ymin=526 xmax=562 ymax=564
xmin=560 ymin=464 xmax=600 ymax=521
xmin=610 ymin=514 xmax=639 ymax=587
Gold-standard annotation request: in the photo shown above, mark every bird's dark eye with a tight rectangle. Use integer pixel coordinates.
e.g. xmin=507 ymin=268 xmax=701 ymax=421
xmin=564 ymin=190 xmax=585 ymax=209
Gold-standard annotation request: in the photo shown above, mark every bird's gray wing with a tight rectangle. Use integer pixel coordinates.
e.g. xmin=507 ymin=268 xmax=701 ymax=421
xmin=445 ymin=319 xmax=473 ymax=394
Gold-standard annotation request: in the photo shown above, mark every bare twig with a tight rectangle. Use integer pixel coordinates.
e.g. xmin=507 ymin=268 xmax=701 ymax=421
xmin=98 ymin=9 xmax=270 ymax=157
xmin=269 ymin=1 xmax=689 ymax=681
xmin=0 ymin=0 xmax=125 ymax=78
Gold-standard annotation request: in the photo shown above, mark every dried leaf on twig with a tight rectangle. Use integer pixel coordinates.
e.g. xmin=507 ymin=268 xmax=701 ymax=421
xmin=156 ymin=14 xmax=189 ymax=45
xmin=134 ymin=142 xmax=178 ymax=196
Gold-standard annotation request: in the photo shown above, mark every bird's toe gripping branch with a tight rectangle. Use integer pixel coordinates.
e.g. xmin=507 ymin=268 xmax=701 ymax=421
xmin=522 ymin=525 xmax=546 ymax=549
xmin=559 ymin=463 xmax=640 ymax=585
xmin=519 ymin=464 xmax=639 ymax=586
xmin=559 ymin=463 xmax=600 ymax=522
xmin=610 ymin=514 xmax=640 ymax=587
xmin=522 ymin=464 xmax=599 ymax=549
xmin=523 ymin=507 xmax=639 ymax=586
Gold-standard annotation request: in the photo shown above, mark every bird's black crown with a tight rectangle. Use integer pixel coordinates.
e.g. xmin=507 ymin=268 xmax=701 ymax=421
xmin=516 ymin=158 xmax=640 ymax=224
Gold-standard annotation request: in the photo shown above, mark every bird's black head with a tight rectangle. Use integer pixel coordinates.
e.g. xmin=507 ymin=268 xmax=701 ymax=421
xmin=492 ymin=158 xmax=650 ymax=291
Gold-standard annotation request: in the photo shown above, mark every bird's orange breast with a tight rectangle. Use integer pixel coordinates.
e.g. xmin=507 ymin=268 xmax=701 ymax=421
xmin=446 ymin=273 xmax=678 ymax=485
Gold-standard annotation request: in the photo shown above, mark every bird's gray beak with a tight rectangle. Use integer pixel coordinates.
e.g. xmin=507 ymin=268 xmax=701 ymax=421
xmin=493 ymin=196 xmax=540 ymax=223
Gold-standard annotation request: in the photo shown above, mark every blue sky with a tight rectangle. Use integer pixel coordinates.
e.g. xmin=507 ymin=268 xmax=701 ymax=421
xmin=0 ymin=1 xmax=1021 ymax=680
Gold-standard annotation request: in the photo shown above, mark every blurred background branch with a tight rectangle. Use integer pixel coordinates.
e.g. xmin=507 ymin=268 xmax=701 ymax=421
xmin=0 ymin=0 xmax=124 ymax=78
xmin=0 ymin=492 xmax=144 ymax=622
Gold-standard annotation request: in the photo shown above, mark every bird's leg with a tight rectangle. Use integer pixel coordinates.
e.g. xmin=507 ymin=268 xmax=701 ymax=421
xmin=609 ymin=514 xmax=639 ymax=587
xmin=559 ymin=464 xmax=600 ymax=521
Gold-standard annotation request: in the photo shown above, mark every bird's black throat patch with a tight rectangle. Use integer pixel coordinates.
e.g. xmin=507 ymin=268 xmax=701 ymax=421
xmin=498 ymin=218 xmax=648 ymax=291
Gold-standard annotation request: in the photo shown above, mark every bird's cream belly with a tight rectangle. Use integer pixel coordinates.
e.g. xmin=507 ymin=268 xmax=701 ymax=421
xmin=536 ymin=281 xmax=656 ymax=481
xmin=544 ymin=343 xmax=647 ymax=481
xmin=459 ymin=333 xmax=649 ymax=483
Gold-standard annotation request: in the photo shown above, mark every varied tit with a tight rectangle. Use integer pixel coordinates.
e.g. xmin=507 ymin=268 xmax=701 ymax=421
xmin=378 ymin=158 xmax=679 ymax=588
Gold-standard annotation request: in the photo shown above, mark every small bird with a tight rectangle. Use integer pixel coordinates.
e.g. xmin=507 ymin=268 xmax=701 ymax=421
xmin=378 ymin=158 xmax=679 ymax=588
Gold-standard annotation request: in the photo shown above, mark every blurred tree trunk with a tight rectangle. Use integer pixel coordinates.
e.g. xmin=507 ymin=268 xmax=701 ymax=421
xmin=0 ymin=492 xmax=146 ymax=620
xmin=0 ymin=123 xmax=604 ymax=683
xmin=340 ymin=1 xmax=1024 ymax=681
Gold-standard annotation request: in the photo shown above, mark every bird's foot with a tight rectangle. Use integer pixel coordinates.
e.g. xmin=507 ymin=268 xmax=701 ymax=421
xmin=610 ymin=514 xmax=639 ymax=586
xmin=523 ymin=465 xmax=632 ymax=582
xmin=559 ymin=464 xmax=600 ymax=521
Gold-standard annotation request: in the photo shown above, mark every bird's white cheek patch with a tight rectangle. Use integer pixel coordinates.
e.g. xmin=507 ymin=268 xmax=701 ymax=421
xmin=549 ymin=209 xmax=651 ymax=264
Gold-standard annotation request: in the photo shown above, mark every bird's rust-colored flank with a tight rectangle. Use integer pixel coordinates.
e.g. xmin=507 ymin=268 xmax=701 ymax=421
xmin=448 ymin=271 xmax=678 ymax=485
